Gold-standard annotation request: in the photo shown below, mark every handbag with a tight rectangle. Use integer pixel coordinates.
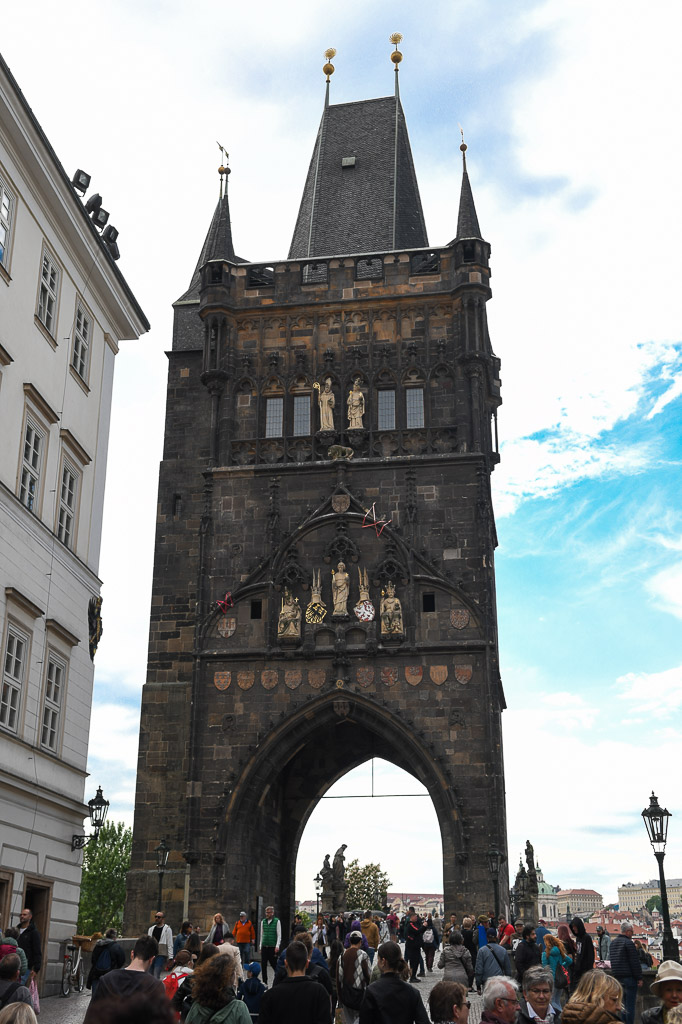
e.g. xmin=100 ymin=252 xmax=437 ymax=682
xmin=340 ymin=981 xmax=366 ymax=1011
xmin=554 ymin=961 xmax=570 ymax=989
xmin=29 ymin=976 xmax=40 ymax=1014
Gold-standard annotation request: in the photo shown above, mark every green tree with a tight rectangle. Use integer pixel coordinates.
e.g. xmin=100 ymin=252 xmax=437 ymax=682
xmin=345 ymin=859 xmax=392 ymax=913
xmin=645 ymin=895 xmax=662 ymax=913
xmin=77 ymin=821 xmax=132 ymax=934
xmin=298 ymin=909 xmax=312 ymax=930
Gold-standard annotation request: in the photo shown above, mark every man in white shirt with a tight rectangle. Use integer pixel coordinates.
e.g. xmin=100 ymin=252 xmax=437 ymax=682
xmin=147 ymin=911 xmax=173 ymax=977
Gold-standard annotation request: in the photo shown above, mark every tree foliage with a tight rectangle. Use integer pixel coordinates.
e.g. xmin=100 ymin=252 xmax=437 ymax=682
xmin=77 ymin=820 xmax=132 ymax=934
xmin=346 ymin=858 xmax=392 ymax=912
xmin=645 ymin=895 xmax=662 ymax=913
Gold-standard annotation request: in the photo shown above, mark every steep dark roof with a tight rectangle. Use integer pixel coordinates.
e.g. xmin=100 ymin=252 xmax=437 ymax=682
xmin=178 ymin=191 xmax=245 ymax=302
xmin=456 ymin=153 xmax=482 ymax=239
xmin=289 ymin=96 xmax=428 ymax=259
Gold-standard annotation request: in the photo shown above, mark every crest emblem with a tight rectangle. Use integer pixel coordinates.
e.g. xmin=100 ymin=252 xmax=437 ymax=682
xmin=217 ymin=615 xmax=237 ymax=638
xmin=285 ymin=669 xmax=302 ymax=689
xmin=356 ymin=667 xmax=374 ymax=688
xmin=214 ymin=671 xmax=231 ymax=691
xmin=381 ymin=666 xmax=398 ymax=687
xmin=430 ymin=665 xmax=448 ymax=685
xmin=405 ymin=666 xmax=423 ymax=686
xmin=450 ymin=608 xmax=470 ymax=630
xmin=305 ymin=602 xmax=327 ymax=624
xmin=332 ymin=494 xmax=351 ymax=513
xmin=354 ymin=600 xmax=375 ymax=622
xmin=237 ymin=671 xmax=254 ymax=690
xmin=454 ymin=664 xmax=473 ymax=685
xmin=261 ymin=669 xmax=278 ymax=690
xmin=309 ymin=668 xmax=326 ymax=689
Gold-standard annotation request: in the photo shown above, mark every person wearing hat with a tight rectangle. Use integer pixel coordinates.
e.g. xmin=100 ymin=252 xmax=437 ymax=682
xmin=239 ymin=961 xmax=266 ymax=1019
xmin=234 ymin=913 xmax=256 ymax=964
xmin=643 ymin=960 xmax=682 ymax=1024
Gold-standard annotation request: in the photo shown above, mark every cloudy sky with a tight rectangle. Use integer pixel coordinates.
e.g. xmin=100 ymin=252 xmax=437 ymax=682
xmin=4 ymin=0 xmax=681 ymax=907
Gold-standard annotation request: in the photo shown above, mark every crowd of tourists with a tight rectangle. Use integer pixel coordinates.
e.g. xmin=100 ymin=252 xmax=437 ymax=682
xmin=1 ymin=905 xmax=679 ymax=1024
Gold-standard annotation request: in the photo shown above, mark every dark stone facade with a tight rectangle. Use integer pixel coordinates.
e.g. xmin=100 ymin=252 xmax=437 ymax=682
xmin=125 ymin=155 xmax=507 ymax=935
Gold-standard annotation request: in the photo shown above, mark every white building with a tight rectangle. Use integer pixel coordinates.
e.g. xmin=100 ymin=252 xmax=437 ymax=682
xmin=556 ymin=888 xmax=603 ymax=919
xmin=535 ymin=863 xmax=559 ymax=921
xmin=0 ymin=53 xmax=148 ymax=994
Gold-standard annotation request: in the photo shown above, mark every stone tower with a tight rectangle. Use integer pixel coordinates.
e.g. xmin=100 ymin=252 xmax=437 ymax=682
xmin=125 ymin=60 xmax=507 ymax=934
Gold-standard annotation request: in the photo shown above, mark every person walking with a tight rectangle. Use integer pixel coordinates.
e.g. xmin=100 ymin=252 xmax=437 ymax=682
xmin=233 ymin=913 xmax=256 ymax=964
xmin=259 ymin=906 xmax=281 ymax=985
xmin=595 ymin=928 xmax=611 ymax=963
xmin=87 ymin=928 xmax=125 ymax=995
xmin=404 ymin=913 xmax=425 ymax=984
xmin=207 ymin=914 xmax=227 ymax=946
xmin=542 ymin=935 xmax=573 ymax=1012
xmin=360 ymin=913 xmax=380 ymax=966
xmin=259 ymin=940 xmax=331 ymax=1024
xmin=480 ymin=977 xmax=521 ymax=1024
xmin=475 ymin=929 xmax=512 ymax=992
xmin=569 ymin=920 xmax=594 ymax=984
xmin=148 ymin=911 xmax=173 ymax=977
xmin=337 ymin=932 xmax=370 ymax=1024
xmin=16 ymin=910 xmax=41 ymax=989
xmin=0 ymin=954 xmax=32 ymax=1009
xmin=423 ymin=915 xmax=440 ymax=972
xmin=174 ymin=922 xmax=193 ymax=957
xmin=84 ymin=934 xmax=166 ymax=1021
xmin=515 ymin=926 xmax=542 ymax=986
xmin=359 ymin=941 xmax=428 ymax=1024
xmin=184 ymin=953 xmax=251 ymax=1024
xmin=608 ymin=924 xmax=642 ymax=1024
xmin=461 ymin=917 xmax=478 ymax=967
xmin=438 ymin=931 xmax=474 ymax=988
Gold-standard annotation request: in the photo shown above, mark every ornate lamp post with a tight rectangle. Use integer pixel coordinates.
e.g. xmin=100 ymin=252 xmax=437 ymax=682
xmin=642 ymin=792 xmax=679 ymax=962
xmin=315 ymin=872 xmax=322 ymax=918
xmin=71 ymin=786 xmax=110 ymax=850
xmin=487 ymin=847 xmax=502 ymax=919
xmin=155 ymin=837 xmax=171 ymax=911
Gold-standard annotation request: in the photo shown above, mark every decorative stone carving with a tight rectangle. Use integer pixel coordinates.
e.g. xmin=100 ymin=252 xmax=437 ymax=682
xmin=354 ymin=567 xmax=375 ymax=621
xmin=278 ymin=588 xmax=302 ymax=638
xmin=329 ymin=445 xmax=354 ymax=461
xmin=316 ymin=378 xmax=335 ymax=431
xmin=347 ymin=377 xmax=365 ymax=429
xmin=332 ymin=843 xmax=348 ymax=913
xmin=305 ymin=569 xmax=327 ymax=624
xmin=331 ymin=561 xmax=350 ymax=618
xmin=331 ymin=493 xmax=350 ymax=513
xmin=380 ymin=581 xmax=404 ymax=635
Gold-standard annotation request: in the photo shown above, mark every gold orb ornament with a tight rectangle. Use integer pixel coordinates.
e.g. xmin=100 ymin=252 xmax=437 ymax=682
xmin=323 ymin=47 xmax=336 ymax=81
xmin=390 ymin=32 xmax=403 ymax=64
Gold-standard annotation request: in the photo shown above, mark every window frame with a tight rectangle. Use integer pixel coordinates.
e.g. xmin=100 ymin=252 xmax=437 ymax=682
xmin=377 ymin=389 xmax=396 ymax=431
xmin=40 ymin=650 xmax=66 ymax=752
xmin=56 ymin=457 xmax=80 ymax=550
xmin=1 ymin=623 xmax=29 ymax=734
xmin=0 ymin=172 xmax=15 ymax=273
xmin=292 ymin=393 xmax=311 ymax=437
xmin=35 ymin=245 xmax=61 ymax=338
xmin=19 ymin=414 xmax=46 ymax=514
xmin=264 ymin=396 xmax=284 ymax=438
xmin=406 ymin=386 xmax=425 ymax=429
xmin=71 ymin=299 xmax=92 ymax=383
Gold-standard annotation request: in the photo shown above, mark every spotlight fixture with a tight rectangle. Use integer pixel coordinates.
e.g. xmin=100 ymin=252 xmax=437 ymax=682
xmin=105 ymin=240 xmax=120 ymax=261
xmin=84 ymin=193 xmax=102 ymax=215
xmin=71 ymin=169 xmax=91 ymax=194
xmin=91 ymin=207 xmax=109 ymax=229
xmin=102 ymin=224 xmax=119 ymax=244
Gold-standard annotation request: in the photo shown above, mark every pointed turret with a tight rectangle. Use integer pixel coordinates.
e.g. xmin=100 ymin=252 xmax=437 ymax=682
xmin=177 ymin=166 xmax=245 ymax=302
xmin=456 ymin=145 xmax=482 ymax=239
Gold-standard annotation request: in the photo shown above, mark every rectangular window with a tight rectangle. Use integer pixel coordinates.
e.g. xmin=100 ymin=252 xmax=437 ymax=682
xmin=377 ymin=390 xmax=396 ymax=430
xmin=265 ymin=397 xmax=283 ymax=437
xmin=37 ymin=249 xmax=59 ymax=334
xmin=41 ymin=654 xmax=64 ymax=751
xmin=1 ymin=626 xmax=28 ymax=732
xmin=72 ymin=304 xmax=91 ymax=379
xmin=19 ymin=418 xmax=44 ymax=512
xmin=0 ymin=177 xmax=13 ymax=269
xmin=293 ymin=395 xmax=311 ymax=436
xmin=57 ymin=461 xmax=78 ymax=548
xmin=406 ymin=388 xmax=425 ymax=429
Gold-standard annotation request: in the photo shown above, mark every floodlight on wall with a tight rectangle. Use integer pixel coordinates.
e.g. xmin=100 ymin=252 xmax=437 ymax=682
xmin=71 ymin=169 xmax=91 ymax=194
xmin=84 ymin=193 xmax=103 ymax=215
xmin=105 ymin=239 xmax=120 ymax=261
xmin=91 ymin=207 xmax=109 ymax=229
xmin=102 ymin=224 xmax=119 ymax=244
xmin=72 ymin=785 xmax=110 ymax=850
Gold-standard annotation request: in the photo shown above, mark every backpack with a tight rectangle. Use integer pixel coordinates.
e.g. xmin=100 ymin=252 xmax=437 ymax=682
xmin=95 ymin=944 xmax=113 ymax=973
xmin=163 ymin=973 xmax=181 ymax=1000
xmin=0 ymin=983 xmax=21 ymax=1009
xmin=554 ymin=962 xmax=570 ymax=990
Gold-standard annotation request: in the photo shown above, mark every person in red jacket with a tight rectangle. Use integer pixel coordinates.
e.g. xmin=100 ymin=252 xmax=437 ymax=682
xmin=233 ymin=912 xmax=256 ymax=963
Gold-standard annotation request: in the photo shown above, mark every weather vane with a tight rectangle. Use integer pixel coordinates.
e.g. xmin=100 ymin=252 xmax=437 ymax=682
xmin=217 ymin=141 xmax=230 ymax=198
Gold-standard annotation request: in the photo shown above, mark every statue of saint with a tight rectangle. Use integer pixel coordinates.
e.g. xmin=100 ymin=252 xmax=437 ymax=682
xmin=317 ymin=378 xmax=335 ymax=431
xmin=525 ymin=840 xmax=538 ymax=896
xmin=333 ymin=844 xmax=347 ymax=884
xmin=277 ymin=588 xmax=302 ymax=638
xmin=347 ymin=378 xmax=365 ymax=429
xmin=320 ymin=854 xmax=333 ymax=894
xmin=380 ymin=581 xmax=403 ymax=635
xmin=332 ymin=561 xmax=350 ymax=616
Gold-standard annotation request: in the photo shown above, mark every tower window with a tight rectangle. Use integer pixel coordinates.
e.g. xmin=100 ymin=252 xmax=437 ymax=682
xmin=250 ymin=600 xmax=262 ymax=620
xmin=265 ymin=397 xmax=283 ymax=437
xmin=377 ymin=390 xmax=395 ymax=430
xmin=293 ymin=395 xmax=311 ymax=436
xmin=422 ymin=593 xmax=436 ymax=613
xmin=406 ymin=388 xmax=425 ymax=429
xmin=462 ymin=242 xmax=475 ymax=263
xmin=173 ymin=493 xmax=182 ymax=518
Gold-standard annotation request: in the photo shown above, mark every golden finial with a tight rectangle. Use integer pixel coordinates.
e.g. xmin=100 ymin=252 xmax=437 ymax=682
xmin=390 ymin=32 xmax=403 ymax=64
xmin=458 ymin=123 xmax=467 ymax=153
xmin=323 ymin=47 xmax=337 ymax=83
xmin=217 ymin=141 xmax=230 ymax=198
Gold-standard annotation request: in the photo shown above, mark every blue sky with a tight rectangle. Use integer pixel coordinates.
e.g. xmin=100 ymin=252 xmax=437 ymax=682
xmin=3 ymin=0 xmax=681 ymax=906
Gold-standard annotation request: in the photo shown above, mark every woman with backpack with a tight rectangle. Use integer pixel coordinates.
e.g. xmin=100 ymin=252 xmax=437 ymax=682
xmin=543 ymin=934 xmax=573 ymax=1011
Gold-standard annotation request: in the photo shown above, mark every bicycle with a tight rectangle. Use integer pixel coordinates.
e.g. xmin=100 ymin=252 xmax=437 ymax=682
xmin=61 ymin=940 xmax=85 ymax=996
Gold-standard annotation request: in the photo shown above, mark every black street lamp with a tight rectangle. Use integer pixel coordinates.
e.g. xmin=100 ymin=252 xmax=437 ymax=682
xmin=155 ymin=838 xmax=171 ymax=911
xmin=487 ymin=847 xmax=502 ymax=919
xmin=72 ymin=786 xmax=110 ymax=850
xmin=642 ymin=792 xmax=679 ymax=962
xmin=314 ymin=873 xmax=322 ymax=918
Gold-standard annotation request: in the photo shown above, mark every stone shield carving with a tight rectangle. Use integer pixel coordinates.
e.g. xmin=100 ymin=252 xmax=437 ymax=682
xmin=214 ymin=671 xmax=231 ymax=691
xmin=261 ymin=669 xmax=278 ymax=690
xmin=430 ymin=665 xmax=448 ymax=685
xmin=356 ymin=667 xmax=374 ymax=688
xmin=454 ymin=664 xmax=473 ymax=685
xmin=309 ymin=668 xmax=326 ymax=689
xmin=405 ymin=666 xmax=423 ymax=686
xmin=332 ymin=494 xmax=351 ymax=513
xmin=285 ymin=669 xmax=302 ymax=689
xmin=237 ymin=670 xmax=255 ymax=690
xmin=450 ymin=608 xmax=470 ymax=630
xmin=381 ymin=666 xmax=398 ymax=687
xmin=217 ymin=615 xmax=237 ymax=638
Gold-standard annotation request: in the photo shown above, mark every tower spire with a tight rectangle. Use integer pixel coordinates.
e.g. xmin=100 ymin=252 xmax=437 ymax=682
xmin=390 ymin=32 xmax=403 ymax=98
xmin=456 ymin=131 xmax=482 ymax=239
xmin=323 ymin=48 xmax=336 ymax=109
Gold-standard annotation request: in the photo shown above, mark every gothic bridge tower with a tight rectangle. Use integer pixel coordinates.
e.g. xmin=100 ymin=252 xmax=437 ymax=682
xmin=126 ymin=49 xmax=507 ymax=932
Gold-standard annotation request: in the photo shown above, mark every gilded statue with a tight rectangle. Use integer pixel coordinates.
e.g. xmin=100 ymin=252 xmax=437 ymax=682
xmin=316 ymin=378 xmax=335 ymax=431
xmin=305 ymin=569 xmax=327 ymax=624
xmin=331 ymin=561 xmax=350 ymax=616
xmin=354 ymin=567 xmax=375 ymax=622
xmin=347 ymin=378 xmax=365 ymax=429
xmin=278 ymin=587 xmax=302 ymax=638
xmin=380 ymin=581 xmax=403 ymax=635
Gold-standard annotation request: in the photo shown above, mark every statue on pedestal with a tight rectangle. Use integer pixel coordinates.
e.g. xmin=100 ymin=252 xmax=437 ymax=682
xmin=316 ymin=378 xmax=335 ymax=432
xmin=320 ymin=853 xmax=334 ymax=913
xmin=332 ymin=562 xmax=350 ymax=617
xmin=380 ymin=581 xmax=403 ymax=635
xmin=332 ymin=843 xmax=348 ymax=913
xmin=278 ymin=588 xmax=302 ymax=638
xmin=347 ymin=378 xmax=365 ymax=429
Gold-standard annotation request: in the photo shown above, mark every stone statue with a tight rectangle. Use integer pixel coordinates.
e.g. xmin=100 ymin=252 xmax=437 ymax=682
xmin=380 ymin=581 xmax=403 ymax=635
xmin=347 ymin=378 xmax=365 ymax=429
xmin=332 ymin=843 xmax=348 ymax=914
xmin=316 ymin=378 xmax=335 ymax=431
xmin=332 ymin=561 xmax=350 ymax=617
xmin=305 ymin=569 xmax=327 ymax=623
xmin=333 ymin=844 xmax=347 ymax=884
xmin=320 ymin=854 xmax=333 ymax=891
xmin=328 ymin=445 xmax=354 ymax=461
xmin=525 ymin=840 xmax=538 ymax=897
xmin=277 ymin=587 xmax=302 ymax=638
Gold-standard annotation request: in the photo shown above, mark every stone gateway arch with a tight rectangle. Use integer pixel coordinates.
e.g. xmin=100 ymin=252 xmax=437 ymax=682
xmin=125 ymin=74 xmax=508 ymax=934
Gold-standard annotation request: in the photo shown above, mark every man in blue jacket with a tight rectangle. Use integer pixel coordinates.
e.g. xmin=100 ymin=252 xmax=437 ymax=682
xmin=608 ymin=923 xmax=642 ymax=1024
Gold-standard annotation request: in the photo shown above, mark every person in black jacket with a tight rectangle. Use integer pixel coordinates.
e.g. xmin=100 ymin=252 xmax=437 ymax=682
xmin=16 ymin=909 xmax=41 ymax=985
xmin=608 ymin=924 xmax=642 ymax=1024
xmin=260 ymin=941 xmax=331 ymax=1024
xmin=404 ymin=914 xmax=426 ymax=984
xmin=569 ymin=918 xmax=594 ymax=982
xmin=359 ymin=942 xmax=429 ymax=1024
xmin=515 ymin=926 xmax=542 ymax=985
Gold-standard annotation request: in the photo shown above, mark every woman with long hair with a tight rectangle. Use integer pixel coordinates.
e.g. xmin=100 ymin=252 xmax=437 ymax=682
xmin=184 ymin=953 xmax=251 ymax=1024
xmin=358 ymin=941 xmax=428 ymax=1024
xmin=429 ymin=980 xmax=470 ymax=1024
xmin=206 ymin=914 xmax=226 ymax=946
xmin=542 ymin=934 xmax=573 ymax=1010
xmin=0 ymin=1007 xmax=38 ymax=1024
xmin=557 ymin=924 xmax=577 ymax=959
xmin=172 ymin=944 xmax=220 ymax=1020
xmin=562 ymin=969 xmax=623 ymax=1024
xmin=184 ymin=932 xmax=203 ymax=963
xmin=311 ymin=914 xmax=327 ymax=955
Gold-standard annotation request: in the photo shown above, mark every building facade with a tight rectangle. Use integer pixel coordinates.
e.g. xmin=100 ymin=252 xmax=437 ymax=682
xmin=126 ymin=59 xmax=507 ymax=934
xmin=556 ymin=889 xmax=603 ymax=919
xmin=536 ymin=863 xmax=559 ymax=921
xmin=618 ymin=880 xmax=682 ymax=914
xmin=0 ymin=54 xmax=148 ymax=992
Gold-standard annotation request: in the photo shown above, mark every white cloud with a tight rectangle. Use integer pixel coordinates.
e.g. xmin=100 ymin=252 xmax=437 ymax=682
xmin=646 ymin=562 xmax=682 ymax=621
xmin=616 ymin=665 xmax=682 ymax=719
xmin=648 ymin=374 xmax=682 ymax=420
